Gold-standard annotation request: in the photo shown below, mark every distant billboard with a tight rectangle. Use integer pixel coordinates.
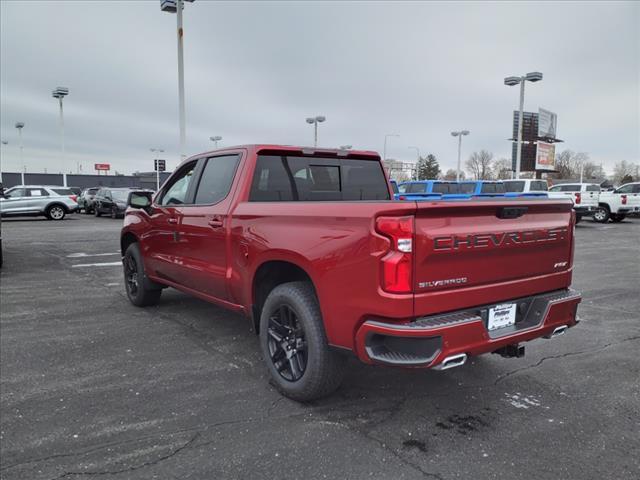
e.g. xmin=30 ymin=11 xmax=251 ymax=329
xmin=535 ymin=142 xmax=556 ymax=171
xmin=538 ymin=108 xmax=558 ymax=139
xmin=94 ymin=163 xmax=110 ymax=171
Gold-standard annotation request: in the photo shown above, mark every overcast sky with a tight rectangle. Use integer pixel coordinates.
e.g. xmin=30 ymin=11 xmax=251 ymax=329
xmin=1 ymin=0 xmax=638 ymax=175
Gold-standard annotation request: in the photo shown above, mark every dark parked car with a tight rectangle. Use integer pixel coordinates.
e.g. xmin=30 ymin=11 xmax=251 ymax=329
xmin=78 ymin=187 xmax=100 ymax=214
xmin=94 ymin=188 xmax=153 ymax=219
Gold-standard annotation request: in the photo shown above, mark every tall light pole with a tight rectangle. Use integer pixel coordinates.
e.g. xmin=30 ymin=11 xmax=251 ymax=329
xmin=451 ymin=130 xmax=470 ymax=182
xmin=161 ymin=0 xmax=195 ymax=160
xmin=210 ymin=136 xmax=222 ymax=149
xmin=504 ymin=72 xmax=543 ymax=179
xmin=305 ymin=116 xmax=326 ymax=147
xmin=151 ymin=148 xmax=164 ymax=191
xmin=15 ymin=122 xmax=25 ymax=185
xmin=52 ymin=87 xmax=69 ymax=185
xmin=383 ymin=134 xmax=399 ymax=161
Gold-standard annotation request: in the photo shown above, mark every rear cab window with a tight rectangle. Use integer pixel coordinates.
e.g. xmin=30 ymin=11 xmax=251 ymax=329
xmin=586 ymin=185 xmax=600 ymax=192
xmin=433 ymin=183 xmax=459 ymax=194
xmin=459 ymin=183 xmax=475 ymax=194
xmin=480 ymin=183 xmax=505 ymax=194
xmin=249 ymin=154 xmax=390 ymax=201
xmin=504 ymin=181 xmax=524 ymax=192
xmin=550 ymin=185 xmax=580 ymax=192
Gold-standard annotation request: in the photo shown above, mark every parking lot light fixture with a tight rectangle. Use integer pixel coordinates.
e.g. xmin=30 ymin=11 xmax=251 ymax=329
xmin=210 ymin=136 xmax=222 ymax=149
xmin=15 ymin=122 xmax=25 ymax=185
xmin=451 ymin=130 xmax=470 ymax=182
xmin=161 ymin=0 xmax=195 ymax=161
xmin=305 ymin=116 xmax=326 ymax=147
xmin=383 ymin=134 xmax=400 ymax=162
xmin=504 ymin=71 xmax=543 ymax=179
xmin=52 ymin=87 xmax=70 ymax=184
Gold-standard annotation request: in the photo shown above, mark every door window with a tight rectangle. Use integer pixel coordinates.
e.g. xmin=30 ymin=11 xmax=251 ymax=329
xmin=530 ymin=181 xmax=548 ymax=192
xmin=616 ymin=184 xmax=633 ymax=194
xmin=5 ymin=188 xmax=26 ymax=198
xmin=193 ymin=155 xmax=240 ymax=205
xmin=27 ymin=188 xmax=49 ymax=196
xmin=586 ymin=185 xmax=600 ymax=192
xmin=159 ymin=161 xmax=197 ymax=206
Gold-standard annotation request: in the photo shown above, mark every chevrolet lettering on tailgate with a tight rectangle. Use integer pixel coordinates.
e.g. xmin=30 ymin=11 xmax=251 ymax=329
xmin=433 ymin=227 xmax=568 ymax=251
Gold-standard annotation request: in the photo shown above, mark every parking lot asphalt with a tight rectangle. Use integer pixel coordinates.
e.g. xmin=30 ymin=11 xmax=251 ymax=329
xmin=1 ymin=214 xmax=639 ymax=480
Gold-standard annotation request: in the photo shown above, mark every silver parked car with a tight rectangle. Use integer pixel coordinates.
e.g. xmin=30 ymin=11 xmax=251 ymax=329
xmin=0 ymin=185 xmax=79 ymax=220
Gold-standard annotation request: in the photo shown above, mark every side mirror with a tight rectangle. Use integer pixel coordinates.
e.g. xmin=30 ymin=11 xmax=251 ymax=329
xmin=128 ymin=191 xmax=153 ymax=210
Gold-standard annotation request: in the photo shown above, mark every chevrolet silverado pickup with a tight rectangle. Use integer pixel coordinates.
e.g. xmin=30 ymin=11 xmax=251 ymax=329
xmin=548 ymin=183 xmax=600 ymax=223
xmin=120 ymin=145 xmax=581 ymax=401
xmin=595 ymin=182 xmax=640 ymax=223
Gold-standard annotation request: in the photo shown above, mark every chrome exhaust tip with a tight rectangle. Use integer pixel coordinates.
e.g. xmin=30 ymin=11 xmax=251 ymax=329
xmin=545 ymin=325 xmax=568 ymax=339
xmin=434 ymin=353 xmax=467 ymax=371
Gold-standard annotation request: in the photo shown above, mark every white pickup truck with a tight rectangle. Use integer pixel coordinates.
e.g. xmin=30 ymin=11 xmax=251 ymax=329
xmin=548 ymin=183 xmax=600 ymax=223
xmin=595 ymin=182 xmax=640 ymax=223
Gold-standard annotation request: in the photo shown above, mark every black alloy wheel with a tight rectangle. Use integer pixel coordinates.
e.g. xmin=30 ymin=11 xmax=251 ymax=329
xmin=124 ymin=253 xmax=139 ymax=298
xmin=267 ymin=304 xmax=308 ymax=382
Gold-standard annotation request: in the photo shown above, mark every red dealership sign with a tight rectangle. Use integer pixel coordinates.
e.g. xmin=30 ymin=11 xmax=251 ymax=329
xmin=94 ymin=163 xmax=110 ymax=171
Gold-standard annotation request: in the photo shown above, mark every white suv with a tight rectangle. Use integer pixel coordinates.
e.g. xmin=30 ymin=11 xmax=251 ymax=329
xmin=548 ymin=183 xmax=600 ymax=223
xmin=595 ymin=182 xmax=640 ymax=223
xmin=0 ymin=185 xmax=79 ymax=220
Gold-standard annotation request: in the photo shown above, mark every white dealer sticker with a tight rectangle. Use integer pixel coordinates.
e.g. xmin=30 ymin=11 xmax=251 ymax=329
xmin=488 ymin=303 xmax=517 ymax=331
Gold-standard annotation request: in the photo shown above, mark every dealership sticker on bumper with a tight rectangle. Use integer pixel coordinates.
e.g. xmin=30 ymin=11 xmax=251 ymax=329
xmin=488 ymin=303 xmax=516 ymax=331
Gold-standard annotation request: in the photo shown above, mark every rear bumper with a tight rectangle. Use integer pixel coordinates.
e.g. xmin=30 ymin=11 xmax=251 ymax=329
xmin=574 ymin=206 xmax=596 ymax=215
xmin=354 ymin=289 xmax=581 ymax=368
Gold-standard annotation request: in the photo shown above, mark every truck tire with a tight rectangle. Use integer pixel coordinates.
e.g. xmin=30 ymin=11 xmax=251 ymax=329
xmin=610 ymin=213 xmax=626 ymax=223
xmin=259 ymin=281 xmax=346 ymax=402
xmin=123 ymin=243 xmax=162 ymax=307
xmin=593 ymin=206 xmax=610 ymax=223
xmin=46 ymin=204 xmax=66 ymax=221
xmin=575 ymin=214 xmax=582 ymax=224
xmin=94 ymin=206 xmax=101 ymax=217
xmin=111 ymin=207 xmax=119 ymax=219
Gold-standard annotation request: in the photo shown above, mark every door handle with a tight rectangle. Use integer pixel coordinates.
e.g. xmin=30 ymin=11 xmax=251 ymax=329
xmin=168 ymin=217 xmax=178 ymax=224
xmin=208 ymin=218 xmax=224 ymax=228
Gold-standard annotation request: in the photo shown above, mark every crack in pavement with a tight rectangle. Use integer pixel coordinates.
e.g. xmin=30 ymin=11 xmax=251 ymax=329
xmin=494 ymin=335 xmax=640 ymax=385
xmin=47 ymin=432 xmax=200 ymax=479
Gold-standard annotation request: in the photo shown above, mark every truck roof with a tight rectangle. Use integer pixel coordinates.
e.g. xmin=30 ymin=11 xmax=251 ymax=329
xmin=192 ymin=144 xmax=380 ymax=159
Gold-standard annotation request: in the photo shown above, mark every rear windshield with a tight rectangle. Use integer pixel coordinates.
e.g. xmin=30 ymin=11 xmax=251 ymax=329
xmin=459 ymin=183 xmax=476 ymax=194
xmin=111 ymin=190 xmax=130 ymax=201
xmin=52 ymin=188 xmax=74 ymax=196
xmin=249 ymin=155 xmax=390 ymax=201
xmin=480 ymin=183 xmax=505 ymax=194
xmin=406 ymin=183 xmax=427 ymax=193
xmin=550 ymin=185 xmax=580 ymax=192
xmin=503 ymin=181 xmax=524 ymax=192
xmin=432 ymin=182 xmax=460 ymax=194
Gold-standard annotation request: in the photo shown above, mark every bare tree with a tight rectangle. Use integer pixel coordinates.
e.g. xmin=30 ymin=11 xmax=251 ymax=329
xmin=613 ymin=160 xmax=639 ymax=185
xmin=492 ymin=157 xmax=513 ymax=179
xmin=442 ymin=169 xmax=464 ymax=180
xmin=465 ymin=150 xmax=494 ymax=180
xmin=554 ymin=150 xmax=589 ymax=179
xmin=581 ymin=161 xmax=605 ymax=180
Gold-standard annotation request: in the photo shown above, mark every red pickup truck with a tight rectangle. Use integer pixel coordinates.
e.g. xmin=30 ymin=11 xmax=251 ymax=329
xmin=121 ymin=145 xmax=581 ymax=401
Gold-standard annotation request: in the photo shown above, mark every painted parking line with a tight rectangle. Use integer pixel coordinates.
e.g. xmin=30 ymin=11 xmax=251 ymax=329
xmin=72 ymin=261 xmax=122 ymax=268
xmin=67 ymin=252 xmax=120 ymax=258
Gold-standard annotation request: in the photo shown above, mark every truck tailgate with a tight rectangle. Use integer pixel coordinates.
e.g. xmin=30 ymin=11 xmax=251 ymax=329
xmin=413 ymin=199 xmax=574 ymax=316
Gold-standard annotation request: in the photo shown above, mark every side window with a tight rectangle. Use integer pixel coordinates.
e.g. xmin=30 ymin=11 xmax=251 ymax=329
xmin=27 ymin=188 xmax=48 ymax=197
xmin=633 ymin=184 xmax=640 ymax=193
xmin=586 ymin=185 xmax=600 ymax=192
xmin=159 ymin=161 xmax=197 ymax=206
xmin=530 ymin=181 xmax=548 ymax=192
xmin=616 ymin=184 xmax=633 ymax=194
xmin=504 ymin=181 xmax=525 ymax=192
xmin=398 ymin=184 xmax=407 ymax=193
xmin=6 ymin=188 xmax=26 ymax=198
xmin=480 ymin=183 xmax=496 ymax=194
xmin=193 ymin=155 xmax=240 ymax=205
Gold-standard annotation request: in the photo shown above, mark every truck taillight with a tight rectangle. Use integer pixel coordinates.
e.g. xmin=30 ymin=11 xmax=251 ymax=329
xmin=621 ymin=194 xmax=627 ymax=205
xmin=574 ymin=192 xmax=581 ymax=204
xmin=375 ymin=216 xmax=413 ymax=293
xmin=69 ymin=195 xmax=78 ymax=202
